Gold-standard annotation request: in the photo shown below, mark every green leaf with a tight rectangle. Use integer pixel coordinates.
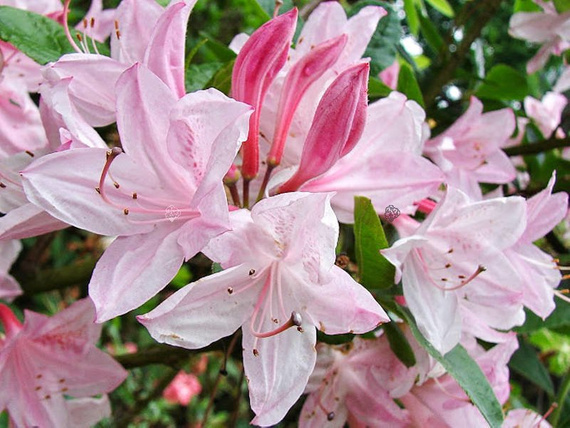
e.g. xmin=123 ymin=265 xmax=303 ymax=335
xmin=476 ymin=64 xmax=529 ymax=101
xmin=397 ymin=62 xmax=425 ymax=107
xmin=513 ymin=0 xmax=542 ymax=12
xmin=185 ymin=62 xmax=225 ymax=92
xmin=351 ymin=1 xmax=402 ymax=75
xmin=0 ymin=6 xmax=109 ymax=65
xmin=395 ymin=306 xmax=504 ymax=428
xmin=509 ymin=339 xmax=555 ymax=396
xmin=554 ymin=0 xmax=570 ymax=13
xmin=404 ymin=0 xmax=420 ymax=36
xmin=353 ymin=196 xmax=395 ymax=290
xmin=383 ymin=321 xmax=416 ymax=367
xmin=368 ymin=76 xmax=392 ymax=98
xmin=418 ymin=11 xmax=445 ymax=53
xmin=517 ymin=297 xmax=570 ymax=333
xmin=197 ymin=32 xmax=237 ymax=62
xmin=170 ymin=264 xmax=193 ymax=289
xmin=425 ymin=0 xmax=454 ymax=17
xmin=206 ymin=59 xmax=235 ymax=95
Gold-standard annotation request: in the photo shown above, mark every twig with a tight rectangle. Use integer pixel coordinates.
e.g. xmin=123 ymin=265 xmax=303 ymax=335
xmin=503 ymin=137 xmax=570 ymax=157
xmin=423 ymin=0 xmax=503 ymax=110
xmin=15 ymin=257 xmax=97 ymax=295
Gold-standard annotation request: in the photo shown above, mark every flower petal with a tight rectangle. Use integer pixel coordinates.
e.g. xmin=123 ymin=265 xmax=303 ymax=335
xmin=138 ymin=264 xmax=261 ymax=348
xmin=89 ymin=223 xmax=185 ymax=322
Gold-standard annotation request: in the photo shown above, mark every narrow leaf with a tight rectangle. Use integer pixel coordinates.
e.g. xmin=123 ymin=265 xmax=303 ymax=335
xmin=510 ymin=339 xmax=555 ymax=396
xmin=185 ymin=62 xmax=224 ymax=93
xmin=404 ymin=0 xmax=420 ymax=36
xmin=353 ymin=196 xmax=395 ymax=290
xmin=384 ymin=321 xmax=416 ymax=367
xmin=425 ymin=0 xmax=454 ymax=17
xmin=0 ymin=6 xmax=108 ymax=65
xmin=368 ymin=77 xmax=393 ymax=98
xmin=476 ymin=64 xmax=529 ymax=101
xmin=397 ymin=62 xmax=425 ymax=107
xmin=397 ymin=306 xmax=504 ymax=428
xmin=352 ymin=1 xmax=403 ymax=75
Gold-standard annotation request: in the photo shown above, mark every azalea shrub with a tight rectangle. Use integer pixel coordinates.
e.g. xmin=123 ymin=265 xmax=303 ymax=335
xmin=1 ymin=0 xmax=570 ymax=426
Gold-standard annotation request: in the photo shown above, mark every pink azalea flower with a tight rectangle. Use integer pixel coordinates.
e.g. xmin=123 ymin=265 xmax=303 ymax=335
xmin=381 ymin=187 xmax=527 ymax=353
xmin=379 ymin=60 xmax=400 ymax=90
xmin=0 ymin=240 xmax=22 ymax=302
xmin=0 ymin=76 xmax=108 ymax=241
xmin=300 ymin=336 xmax=416 ymax=427
xmin=524 ymin=91 xmax=568 ymax=138
xmin=298 ymin=91 xmax=444 ymax=223
xmin=163 ymin=371 xmax=202 ymax=406
xmin=505 ymin=172 xmax=568 ymax=319
xmin=424 ymin=96 xmax=517 ymax=199
xmin=138 ymin=192 xmax=388 ymax=426
xmin=503 ymin=409 xmax=552 ymax=428
xmin=400 ymin=334 xmax=518 ymax=427
xmin=43 ymin=0 xmax=195 ymax=127
xmin=22 ymin=63 xmax=252 ymax=322
xmin=0 ymin=298 xmax=127 ymax=427
xmin=227 ymin=2 xmax=387 ymax=206
xmin=509 ymin=1 xmax=570 ymax=73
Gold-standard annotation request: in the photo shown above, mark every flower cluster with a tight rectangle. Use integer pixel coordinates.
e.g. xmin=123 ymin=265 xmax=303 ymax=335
xmin=0 ymin=0 xmax=569 ymax=426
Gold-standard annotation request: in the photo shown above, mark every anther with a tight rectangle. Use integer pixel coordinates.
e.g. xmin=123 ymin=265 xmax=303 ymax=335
xmin=83 ymin=18 xmax=88 ymax=28
xmin=249 ymin=269 xmax=255 ymax=275
xmin=445 ymin=263 xmax=451 ymax=268
xmin=113 ymin=181 xmax=120 ymax=189
xmin=227 ymin=287 xmax=234 ymax=294
xmin=327 ymin=412 xmax=335 ymax=421
xmin=132 ymin=192 xmax=137 ymax=199
xmin=291 ymin=311 xmax=302 ymax=327
xmin=219 ymin=368 xmax=228 ymax=376
xmin=44 ymin=395 xmax=51 ymax=400
xmin=0 ymin=183 xmax=6 ymax=188
xmin=95 ymin=187 xmax=100 ymax=194
xmin=90 ymin=17 xmax=95 ymax=27
xmin=25 ymin=150 xmax=34 ymax=157
xmin=123 ymin=208 xmax=129 ymax=215
xmin=76 ymin=33 xmax=83 ymax=42
xmin=253 ymin=349 xmax=259 ymax=357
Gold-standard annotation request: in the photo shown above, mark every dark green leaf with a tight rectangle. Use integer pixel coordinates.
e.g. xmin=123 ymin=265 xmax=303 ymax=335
xmin=517 ymin=297 xmax=570 ymax=333
xmin=353 ymin=196 xmax=395 ymax=290
xmin=513 ymin=0 xmax=542 ymax=12
xmin=425 ymin=0 xmax=454 ymax=17
xmin=554 ymin=0 xmax=570 ymax=13
xmin=206 ymin=59 xmax=235 ymax=95
xmin=0 ymin=6 xmax=109 ymax=65
xmin=418 ymin=11 xmax=445 ymax=53
xmin=395 ymin=306 xmax=504 ymax=428
xmin=397 ymin=62 xmax=425 ymax=107
xmin=476 ymin=64 xmax=529 ymax=101
xmin=185 ymin=62 xmax=225 ymax=92
xmin=368 ymin=76 xmax=393 ymax=98
xmin=384 ymin=321 xmax=416 ymax=367
xmin=198 ymin=32 xmax=237 ymax=62
xmin=351 ymin=1 xmax=402 ymax=75
xmin=510 ymin=339 xmax=555 ymax=396
xmin=404 ymin=0 xmax=419 ymax=36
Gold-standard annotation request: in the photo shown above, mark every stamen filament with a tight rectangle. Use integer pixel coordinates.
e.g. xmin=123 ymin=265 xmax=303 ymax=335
xmin=63 ymin=0 xmax=83 ymax=53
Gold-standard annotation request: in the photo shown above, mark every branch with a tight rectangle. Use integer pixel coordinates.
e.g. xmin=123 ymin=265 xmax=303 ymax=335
xmin=14 ymin=257 xmax=97 ymax=295
xmin=115 ymin=336 xmax=236 ymax=369
xmin=503 ymin=137 xmax=570 ymax=156
xmin=423 ymin=0 xmax=503 ymax=110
